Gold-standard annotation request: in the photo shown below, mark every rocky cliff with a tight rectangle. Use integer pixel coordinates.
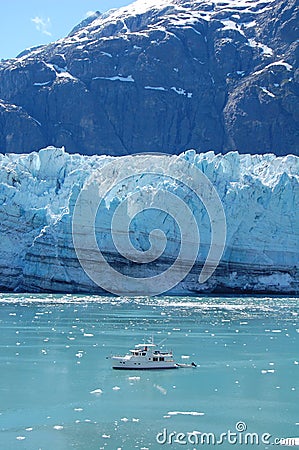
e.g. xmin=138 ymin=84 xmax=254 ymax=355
xmin=0 ymin=0 xmax=298 ymax=156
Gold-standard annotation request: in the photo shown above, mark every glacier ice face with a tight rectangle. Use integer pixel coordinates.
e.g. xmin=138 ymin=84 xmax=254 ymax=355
xmin=0 ymin=146 xmax=298 ymax=294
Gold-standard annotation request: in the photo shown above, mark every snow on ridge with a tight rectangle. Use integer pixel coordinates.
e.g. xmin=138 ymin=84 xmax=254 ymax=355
xmin=10 ymin=0 xmax=278 ymax=66
xmin=220 ymin=19 xmax=246 ymax=36
xmin=92 ymin=75 xmax=135 ymax=82
xmin=252 ymin=59 xmax=294 ymax=78
xmin=4 ymin=0 xmax=279 ymax=74
xmin=66 ymin=0 xmax=276 ymax=42
xmin=260 ymin=86 xmax=275 ymax=98
xmin=33 ymin=81 xmax=52 ymax=86
xmin=145 ymin=85 xmax=167 ymax=91
xmin=248 ymin=38 xmax=274 ymax=56
xmin=268 ymin=60 xmax=293 ymax=71
xmin=104 ymin=0 xmax=277 ymax=21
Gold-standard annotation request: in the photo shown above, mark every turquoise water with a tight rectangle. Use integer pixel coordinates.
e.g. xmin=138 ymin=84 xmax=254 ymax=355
xmin=0 ymin=294 xmax=298 ymax=450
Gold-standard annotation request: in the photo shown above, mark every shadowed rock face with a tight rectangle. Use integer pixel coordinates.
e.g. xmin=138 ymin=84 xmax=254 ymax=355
xmin=0 ymin=0 xmax=298 ymax=156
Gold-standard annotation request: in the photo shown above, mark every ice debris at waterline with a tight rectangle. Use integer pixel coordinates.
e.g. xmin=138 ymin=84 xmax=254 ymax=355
xmin=0 ymin=146 xmax=298 ymax=294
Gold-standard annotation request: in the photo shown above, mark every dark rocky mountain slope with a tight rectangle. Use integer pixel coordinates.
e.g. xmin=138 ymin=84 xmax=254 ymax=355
xmin=0 ymin=0 xmax=298 ymax=156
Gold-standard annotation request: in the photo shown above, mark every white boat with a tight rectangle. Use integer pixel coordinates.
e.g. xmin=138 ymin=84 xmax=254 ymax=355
xmin=110 ymin=342 xmax=197 ymax=370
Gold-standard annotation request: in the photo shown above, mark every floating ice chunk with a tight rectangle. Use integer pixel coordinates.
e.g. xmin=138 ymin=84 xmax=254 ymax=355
xmin=90 ymin=388 xmax=103 ymax=395
xmin=154 ymin=384 xmax=167 ymax=395
xmin=16 ymin=436 xmax=26 ymax=440
xmin=53 ymin=425 xmax=64 ymax=430
xmin=121 ymin=417 xmax=129 ymax=422
xmin=167 ymin=411 xmax=205 ymax=416
xmin=113 ymin=386 xmax=120 ymax=391
xmin=128 ymin=376 xmax=140 ymax=381
xmin=83 ymin=333 xmax=94 ymax=337
xmin=102 ymin=434 xmax=111 ymax=438
xmin=181 ymin=355 xmax=190 ymax=359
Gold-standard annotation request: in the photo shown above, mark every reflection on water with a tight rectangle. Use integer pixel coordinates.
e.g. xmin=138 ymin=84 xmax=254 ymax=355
xmin=0 ymin=294 xmax=298 ymax=449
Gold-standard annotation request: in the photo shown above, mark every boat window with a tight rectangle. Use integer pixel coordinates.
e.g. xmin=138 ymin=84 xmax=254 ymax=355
xmin=153 ymin=357 xmax=158 ymax=362
xmin=142 ymin=352 xmax=146 ymax=356
xmin=159 ymin=357 xmax=164 ymax=362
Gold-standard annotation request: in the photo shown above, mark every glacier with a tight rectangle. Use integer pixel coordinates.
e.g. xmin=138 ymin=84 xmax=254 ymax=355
xmin=0 ymin=146 xmax=298 ymax=294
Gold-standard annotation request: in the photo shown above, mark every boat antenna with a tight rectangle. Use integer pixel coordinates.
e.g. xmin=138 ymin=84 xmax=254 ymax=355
xmin=157 ymin=338 xmax=167 ymax=347
xmin=146 ymin=335 xmax=153 ymax=344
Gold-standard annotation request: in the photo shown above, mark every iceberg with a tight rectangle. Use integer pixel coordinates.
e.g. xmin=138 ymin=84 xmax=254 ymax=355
xmin=0 ymin=146 xmax=298 ymax=294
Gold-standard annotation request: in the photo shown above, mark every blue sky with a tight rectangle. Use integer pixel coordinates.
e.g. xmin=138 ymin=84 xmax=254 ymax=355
xmin=0 ymin=1 xmax=132 ymax=60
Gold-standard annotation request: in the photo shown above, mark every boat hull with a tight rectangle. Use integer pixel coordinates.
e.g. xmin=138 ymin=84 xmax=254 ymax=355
xmin=112 ymin=357 xmax=178 ymax=370
xmin=112 ymin=365 xmax=179 ymax=370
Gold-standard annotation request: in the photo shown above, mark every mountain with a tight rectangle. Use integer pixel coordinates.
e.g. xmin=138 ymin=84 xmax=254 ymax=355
xmin=0 ymin=146 xmax=298 ymax=294
xmin=0 ymin=0 xmax=298 ymax=156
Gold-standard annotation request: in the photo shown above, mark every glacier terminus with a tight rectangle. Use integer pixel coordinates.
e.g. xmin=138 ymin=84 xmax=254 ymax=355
xmin=0 ymin=146 xmax=298 ymax=295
